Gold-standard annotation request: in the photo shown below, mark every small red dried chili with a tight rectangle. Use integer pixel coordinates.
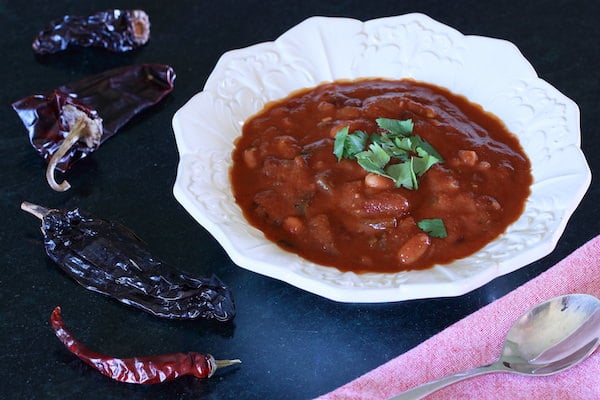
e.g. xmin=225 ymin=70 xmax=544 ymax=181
xmin=12 ymin=64 xmax=175 ymax=191
xmin=50 ymin=307 xmax=241 ymax=384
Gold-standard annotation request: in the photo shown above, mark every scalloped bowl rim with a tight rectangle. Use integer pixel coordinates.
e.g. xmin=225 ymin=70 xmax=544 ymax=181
xmin=172 ymin=13 xmax=591 ymax=303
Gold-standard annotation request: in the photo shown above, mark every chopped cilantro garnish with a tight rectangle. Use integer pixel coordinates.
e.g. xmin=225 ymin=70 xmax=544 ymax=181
xmin=417 ymin=218 xmax=448 ymax=238
xmin=333 ymin=118 xmax=444 ymax=190
xmin=333 ymin=126 xmax=368 ymax=161
xmin=376 ymin=117 xmax=414 ymax=137
xmin=413 ymin=147 xmax=442 ymax=179
xmin=386 ymin=159 xmax=417 ymax=189
xmin=333 ymin=126 xmax=349 ymax=161
xmin=355 ymin=142 xmax=391 ymax=174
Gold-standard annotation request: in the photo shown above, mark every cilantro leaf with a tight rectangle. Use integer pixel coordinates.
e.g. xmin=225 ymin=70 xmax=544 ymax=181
xmin=345 ymin=130 xmax=368 ymax=158
xmin=417 ymin=218 xmax=448 ymax=238
xmin=355 ymin=142 xmax=391 ymax=174
xmin=333 ymin=126 xmax=349 ymax=161
xmin=376 ymin=118 xmax=414 ymax=137
xmin=333 ymin=126 xmax=368 ymax=161
xmin=393 ymin=136 xmax=416 ymax=153
xmin=372 ymin=133 xmax=403 ymax=157
xmin=386 ymin=160 xmax=417 ymax=189
xmin=413 ymin=147 xmax=442 ymax=176
xmin=412 ymin=135 xmax=443 ymax=162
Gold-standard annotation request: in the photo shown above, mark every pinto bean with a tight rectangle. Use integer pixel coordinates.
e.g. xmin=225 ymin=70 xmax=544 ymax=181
xmin=397 ymin=233 xmax=431 ymax=265
xmin=338 ymin=159 xmax=368 ymax=180
xmin=317 ymin=101 xmax=336 ymax=116
xmin=364 ymin=173 xmax=394 ymax=190
xmin=336 ymin=106 xmax=362 ymax=120
xmin=423 ymin=106 xmax=436 ymax=118
xmin=243 ymin=147 xmax=259 ymax=169
xmin=363 ymin=96 xmax=403 ymax=117
xmin=478 ymin=161 xmax=491 ymax=170
xmin=361 ymin=192 xmax=409 ymax=216
xmin=458 ymin=150 xmax=478 ymax=166
xmin=315 ymin=172 xmax=334 ymax=193
xmin=271 ymin=136 xmax=301 ymax=159
xmin=283 ymin=216 xmax=304 ymax=234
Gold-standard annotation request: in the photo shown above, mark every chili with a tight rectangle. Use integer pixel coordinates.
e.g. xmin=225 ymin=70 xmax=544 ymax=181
xmin=231 ymin=78 xmax=532 ymax=273
xmin=32 ymin=9 xmax=150 ymax=55
xmin=12 ymin=63 xmax=175 ymax=191
xmin=22 ymin=202 xmax=236 ymax=322
xmin=51 ymin=307 xmax=241 ymax=384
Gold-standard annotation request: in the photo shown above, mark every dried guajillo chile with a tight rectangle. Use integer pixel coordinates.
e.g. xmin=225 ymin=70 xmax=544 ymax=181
xmin=32 ymin=9 xmax=150 ymax=55
xmin=51 ymin=307 xmax=241 ymax=384
xmin=12 ymin=64 xmax=175 ymax=191
xmin=22 ymin=202 xmax=236 ymax=322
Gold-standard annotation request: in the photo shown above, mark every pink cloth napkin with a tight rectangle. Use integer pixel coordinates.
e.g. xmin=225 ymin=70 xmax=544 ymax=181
xmin=317 ymin=235 xmax=600 ymax=400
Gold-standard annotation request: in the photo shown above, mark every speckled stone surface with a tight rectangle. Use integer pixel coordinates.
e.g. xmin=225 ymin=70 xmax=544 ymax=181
xmin=0 ymin=1 xmax=598 ymax=399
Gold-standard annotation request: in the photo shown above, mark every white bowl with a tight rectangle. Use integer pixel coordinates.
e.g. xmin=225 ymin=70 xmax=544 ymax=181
xmin=172 ymin=14 xmax=591 ymax=303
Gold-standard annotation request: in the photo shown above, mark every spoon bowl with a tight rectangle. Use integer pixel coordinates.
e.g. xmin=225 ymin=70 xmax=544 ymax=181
xmin=388 ymin=293 xmax=600 ymax=400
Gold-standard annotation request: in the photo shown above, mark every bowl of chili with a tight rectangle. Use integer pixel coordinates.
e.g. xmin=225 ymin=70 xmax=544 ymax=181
xmin=172 ymin=14 xmax=591 ymax=303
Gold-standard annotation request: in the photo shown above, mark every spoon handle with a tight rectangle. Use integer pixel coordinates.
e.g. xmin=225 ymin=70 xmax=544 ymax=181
xmin=386 ymin=362 xmax=504 ymax=400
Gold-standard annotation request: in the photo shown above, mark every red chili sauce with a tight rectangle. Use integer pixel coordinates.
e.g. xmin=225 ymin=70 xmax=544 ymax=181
xmin=230 ymin=79 xmax=532 ymax=273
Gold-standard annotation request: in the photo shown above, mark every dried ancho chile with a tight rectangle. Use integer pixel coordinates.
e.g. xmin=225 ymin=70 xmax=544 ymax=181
xmin=12 ymin=64 xmax=175 ymax=191
xmin=51 ymin=307 xmax=241 ymax=384
xmin=32 ymin=9 xmax=150 ymax=55
xmin=22 ymin=202 xmax=236 ymax=322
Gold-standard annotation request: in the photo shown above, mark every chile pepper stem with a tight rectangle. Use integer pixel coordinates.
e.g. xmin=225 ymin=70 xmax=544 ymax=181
xmin=20 ymin=201 xmax=52 ymax=220
xmin=46 ymin=118 xmax=87 ymax=192
xmin=215 ymin=359 xmax=242 ymax=369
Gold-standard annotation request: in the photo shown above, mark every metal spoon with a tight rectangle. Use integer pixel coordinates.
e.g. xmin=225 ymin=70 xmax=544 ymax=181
xmin=388 ymin=293 xmax=600 ymax=400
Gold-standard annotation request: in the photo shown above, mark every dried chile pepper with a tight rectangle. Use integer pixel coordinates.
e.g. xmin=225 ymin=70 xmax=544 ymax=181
xmin=12 ymin=64 xmax=175 ymax=191
xmin=51 ymin=307 xmax=241 ymax=384
xmin=32 ymin=9 xmax=150 ymax=55
xmin=22 ymin=202 xmax=236 ymax=322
